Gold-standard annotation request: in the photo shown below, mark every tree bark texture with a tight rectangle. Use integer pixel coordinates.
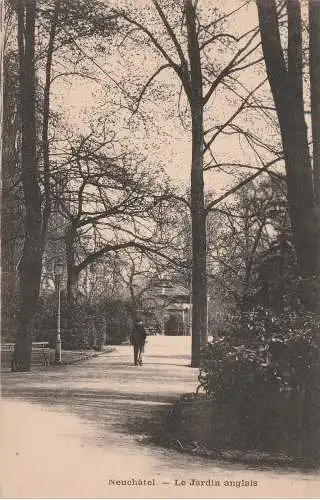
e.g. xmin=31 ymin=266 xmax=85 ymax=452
xmin=309 ymin=0 xmax=320 ymax=207
xmin=1 ymin=55 xmax=22 ymax=341
xmin=185 ymin=0 xmax=207 ymax=367
xmin=13 ymin=0 xmax=42 ymax=371
xmin=41 ymin=0 xmax=61 ymax=250
xmin=256 ymin=0 xmax=320 ymax=304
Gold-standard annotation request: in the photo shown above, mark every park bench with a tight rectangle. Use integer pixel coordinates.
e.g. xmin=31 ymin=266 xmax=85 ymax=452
xmin=1 ymin=342 xmax=50 ymax=368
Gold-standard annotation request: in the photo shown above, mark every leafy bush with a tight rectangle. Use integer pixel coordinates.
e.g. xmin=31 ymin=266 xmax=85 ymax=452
xmin=198 ymin=307 xmax=320 ymax=457
xmin=104 ymin=298 xmax=132 ymax=344
xmin=34 ymin=294 xmax=132 ymax=349
xmin=62 ymin=304 xmax=106 ymax=350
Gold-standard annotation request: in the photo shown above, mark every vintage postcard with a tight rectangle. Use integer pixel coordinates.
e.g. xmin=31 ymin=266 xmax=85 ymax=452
xmin=1 ymin=0 xmax=320 ymax=498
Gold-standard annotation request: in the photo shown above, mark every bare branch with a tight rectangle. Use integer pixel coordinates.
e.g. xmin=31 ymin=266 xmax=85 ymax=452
xmin=113 ymin=8 xmax=179 ymax=72
xmin=68 ymin=36 xmax=131 ymax=98
xmin=132 ymin=63 xmax=172 ymax=114
xmin=152 ymin=0 xmax=189 ymax=82
xmin=203 ymin=28 xmax=260 ymax=105
xmin=153 ymin=193 xmax=191 ymax=210
xmin=229 ymin=40 xmax=261 ymax=70
xmin=229 ymin=56 xmax=264 ymax=74
xmin=203 ymin=78 xmax=267 ymax=153
xmin=201 ymin=0 xmax=251 ymax=32
xmin=50 ymin=71 xmax=100 ymax=84
xmin=205 ymin=156 xmax=284 ymax=214
xmin=76 ymin=240 xmax=187 ymax=276
xmin=200 ymin=32 xmax=238 ymax=51
xmin=204 ymin=162 xmax=264 ymax=172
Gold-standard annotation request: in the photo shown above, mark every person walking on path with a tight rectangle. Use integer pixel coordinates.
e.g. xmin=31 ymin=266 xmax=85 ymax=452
xmin=130 ymin=319 xmax=147 ymax=366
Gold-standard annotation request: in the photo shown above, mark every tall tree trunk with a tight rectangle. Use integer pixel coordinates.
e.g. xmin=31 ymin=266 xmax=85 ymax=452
xmin=13 ymin=0 xmax=42 ymax=371
xmin=190 ymin=115 xmax=207 ymax=366
xmin=185 ymin=0 xmax=207 ymax=367
xmin=41 ymin=0 xmax=61 ymax=251
xmin=256 ymin=0 xmax=320 ymax=310
xmin=1 ymin=55 xmax=22 ymax=342
xmin=309 ymin=0 xmax=320 ymax=207
xmin=306 ymin=0 xmax=320 ymax=457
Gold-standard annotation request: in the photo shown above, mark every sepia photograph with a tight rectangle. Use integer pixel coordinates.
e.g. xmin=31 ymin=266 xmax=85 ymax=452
xmin=1 ymin=0 xmax=320 ymax=497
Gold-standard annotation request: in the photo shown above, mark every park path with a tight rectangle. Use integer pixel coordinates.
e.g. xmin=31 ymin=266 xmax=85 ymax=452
xmin=1 ymin=335 xmax=319 ymax=498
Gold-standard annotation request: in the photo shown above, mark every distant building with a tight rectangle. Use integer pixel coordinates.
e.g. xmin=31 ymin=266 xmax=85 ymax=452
xmin=145 ymin=278 xmax=191 ymax=335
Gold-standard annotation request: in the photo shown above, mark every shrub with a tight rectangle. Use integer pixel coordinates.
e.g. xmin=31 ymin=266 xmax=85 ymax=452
xmin=104 ymin=298 xmax=132 ymax=344
xmin=198 ymin=307 xmax=320 ymax=457
xmin=62 ymin=304 xmax=106 ymax=350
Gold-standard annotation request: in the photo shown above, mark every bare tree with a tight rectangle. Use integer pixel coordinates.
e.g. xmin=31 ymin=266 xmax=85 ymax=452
xmin=309 ymin=0 xmax=320 ymax=206
xmin=6 ymin=0 xmax=117 ymax=369
xmin=12 ymin=0 xmax=42 ymax=371
xmin=50 ymin=126 xmax=182 ymax=345
xmin=256 ymin=0 xmax=320 ymax=310
xmin=207 ymin=178 xmax=288 ymax=310
xmin=113 ymin=0 xmax=269 ymax=366
xmin=1 ymin=49 xmax=23 ymax=342
xmin=7 ymin=0 xmax=63 ymax=370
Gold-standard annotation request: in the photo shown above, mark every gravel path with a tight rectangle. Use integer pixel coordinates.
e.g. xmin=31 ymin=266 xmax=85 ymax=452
xmin=1 ymin=336 xmax=319 ymax=498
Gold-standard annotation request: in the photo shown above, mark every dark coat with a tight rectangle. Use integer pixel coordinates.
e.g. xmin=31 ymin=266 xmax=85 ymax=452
xmin=130 ymin=323 xmax=147 ymax=345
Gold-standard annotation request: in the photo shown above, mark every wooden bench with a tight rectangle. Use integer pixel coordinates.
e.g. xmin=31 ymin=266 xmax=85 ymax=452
xmin=1 ymin=342 xmax=50 ymax=368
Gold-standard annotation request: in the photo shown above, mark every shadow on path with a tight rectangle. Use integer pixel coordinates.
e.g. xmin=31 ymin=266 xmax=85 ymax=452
xmin=2 ymin=339 xmax=198 ymax=452
xmin=2 ymin=337 xmax=320 ymax=499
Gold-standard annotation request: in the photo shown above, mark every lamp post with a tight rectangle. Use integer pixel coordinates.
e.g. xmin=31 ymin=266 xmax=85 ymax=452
xmin=54 ymin=260 xmax=64 ymax=363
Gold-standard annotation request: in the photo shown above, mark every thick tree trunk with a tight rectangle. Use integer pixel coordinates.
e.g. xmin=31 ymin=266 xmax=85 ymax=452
xmin=41 ymin=0 xmax=61 ymax=250
xmin=309 ymin=0 xmax=320 ymax=207
xmin=185 ymin=0 xmax=207 ymax=367
xmin=282 ymin=118 xmax=320 ymax=282
xmin=256 ymin=0 xmax=320 ymax=309
xmin=190 ymin=121 xmax=207 ymax=367
xmin=12 ymin=0 xmax=42 ymax=371
xmin=1 ymin=56 xmax=22 ymax=341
